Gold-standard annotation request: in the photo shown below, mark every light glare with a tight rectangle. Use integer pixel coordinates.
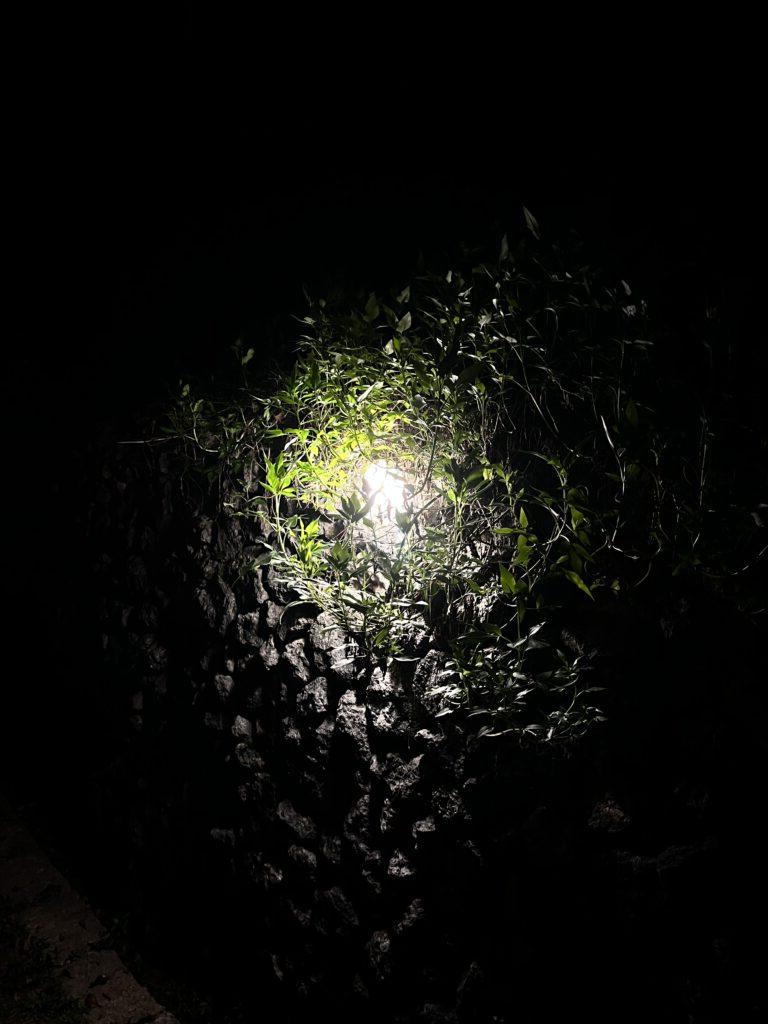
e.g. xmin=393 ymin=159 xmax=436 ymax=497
xmin=364 ymin=461 xmax=406 ymax=520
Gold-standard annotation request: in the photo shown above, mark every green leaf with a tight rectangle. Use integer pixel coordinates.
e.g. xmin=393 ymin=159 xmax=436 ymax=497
xmin=329 ymin=541 xmax=353 ymax=565
xmin=625 ymin=399 xmax=639 ymax=428
xmin=279 ymin=599 xmax=318 ymax=620
xmin=515 ymin=534 xmax=533 ymax=567
xmin=395 ymin=510 xmax=411 ymax=532
xmin=456 ymin=364 xmax=481 ymax=385
xmin=563 ymin=570 xmax=594 ymax=600
xmin=523 ymin=206 xmax=541 ymax=239
xmin=396 ymin=311 xmax=412 ymax=333
xmin=364 ymin=293 xmax=379 ymax=322
xmin=500 ymin=563 xmax=516 ymax=595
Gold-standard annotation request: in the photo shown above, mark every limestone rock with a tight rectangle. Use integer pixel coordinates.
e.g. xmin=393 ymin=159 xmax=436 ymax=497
xmin=277 ymin=800 xmax=316 ymax=843
xmin=283 ymin=638 xmax=312 ymax=683
xmin=214 ymin=673 xmax=234 ymax=702
xmin=232 ymin=715 xmax=252 ymax=739
xmin=297 ymin=677 xmax=329 ymax=716
xmin=336 ymin=691 xmax=371 ymax=762
xmin=259 ymin=635 xmax=280 ymax=671
xmin=387 ymin=849 xmax=416 ymax=880
xmin=236 ymin=612 xmax=262 ymax=647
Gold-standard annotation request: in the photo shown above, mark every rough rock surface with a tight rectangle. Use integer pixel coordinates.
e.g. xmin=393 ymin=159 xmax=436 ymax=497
xmin=83 ymin=442 xmax=767 ymax=1024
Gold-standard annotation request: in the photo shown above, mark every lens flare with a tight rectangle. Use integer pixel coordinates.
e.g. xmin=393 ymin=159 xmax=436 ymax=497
xmin=363 ymin=461 xmax=406 ymax=520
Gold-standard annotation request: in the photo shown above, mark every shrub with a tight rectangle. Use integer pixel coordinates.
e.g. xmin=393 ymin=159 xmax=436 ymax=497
xmin=166 ymin=223 xmax=765 ymax=743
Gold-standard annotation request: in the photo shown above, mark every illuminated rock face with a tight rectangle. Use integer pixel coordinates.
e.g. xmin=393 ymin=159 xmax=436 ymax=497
xmin=91 ymin=442 xmax=752 ymax=1024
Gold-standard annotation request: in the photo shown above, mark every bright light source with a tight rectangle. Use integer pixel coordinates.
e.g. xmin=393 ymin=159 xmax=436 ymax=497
xmin=363 ymin=460 xmax=406 ymax=521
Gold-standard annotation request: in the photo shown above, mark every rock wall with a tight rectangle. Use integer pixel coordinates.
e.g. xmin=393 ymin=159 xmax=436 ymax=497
xmin=87 ymin=441 xmax=765 ymax=1023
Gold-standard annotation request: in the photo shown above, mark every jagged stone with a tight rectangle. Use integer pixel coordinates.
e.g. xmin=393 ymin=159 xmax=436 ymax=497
xmin=413 ymin=728 xmax=445 ymax=752
xmin=243 ymin=688 xmax=264 ymax=713
xmin=394 ymin=898 xmax=427 ymax=938
xmin=283 ymin=638 xmax=312 ymax=683
xmin=140 ymin=635 xmax=168 ymax=672
xmin=259 ymin=635 xmax=280 ymax=671
xmin=264 ymin=568 xmax=301 ymax=604
xmin=336 ymin=691 xmax=372 ymax=762
xmin=252 ymin=567 xmax=270 ymax=605
xmin=234 ymin=743 xmax=263 ymax=769
xmin=362 ymin=849 xmax=383 ymax=896
xmin=413 ymin=649 xmax=447 ymax=718
xmin=320 ymin=833 xmax=342 ymax=865
xmin=214 ymin=673 xmax=234 ymax=701
xmin=366 ymin=665 xmax=406 ymax=703
xmin=277 ymin=800 xmax=316 ymax=843
xmin=309 ymin=611 xmax=346 ymax=656
xmin=328 ymin=643 xmax=361 ymax=683
xmin=431 ymin=786 xmax=466 ymax=826
xmin=281 ymin=716 xmax=303 ymax=750
xmin=369 ymin=701 xmax=409 ymax=740
xmin=366 ymin=929 xmax=392 ymax=982
xmin=413 ymin=816 xmax=437 ymax=852
xmin=380 ymin=797 xmax=397 ymax=834
xmin=387 ymin=849 xmax=416 ymax=880
xmin=315 ymin=716 xmax=335 ymax=760
xmin=236 ymin=612 xmax=262 ymax=647
xmin=285 ymin=898 xmax=313 ymax=930
xmin=249 ymin=771 xmax=275 ymax=804
xmin=384 ymin=753 xmax=423 ymax=802
xmin=418 ymin=1003 xmax=458 ymax=1023
xmin=343 ymin=793 xmax=372 ymax=858
xmin=195 ymin=578 xmax=237 ymax=635
xmin=316 ymin=886 xmax=359 ymax=934
xmin=262 ymin=862 xmax=283 ymax=890
xmin=589 ymin=796 xmax=630 ymax=833
xmin=214 ymin=515 xmax=244 ymax=562
xmin=195 ymin=515 xmax=214 ymax=547
xmin=210 ymin=827 xmax=236 ymax=846
xmin=296 ymin=677 xmax=329 ymax=716
xmin=296 ymin=765 xmax=324 ymax=804
xmin=232 ymin=715 xmax=252 ymax=739
xmin=264 ymin=601 xmax=284 ymax=630
xmin=288 ymin=844 xmax=318 ymax=876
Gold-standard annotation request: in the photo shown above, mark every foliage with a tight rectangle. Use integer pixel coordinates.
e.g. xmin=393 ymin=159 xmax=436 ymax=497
xmin=165 ymin=225 xmax=765 ymax=743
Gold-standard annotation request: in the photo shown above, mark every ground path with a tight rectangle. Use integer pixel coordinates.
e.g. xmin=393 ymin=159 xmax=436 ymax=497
xmin=0 ymin=791 xmax=179 ymax=1024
